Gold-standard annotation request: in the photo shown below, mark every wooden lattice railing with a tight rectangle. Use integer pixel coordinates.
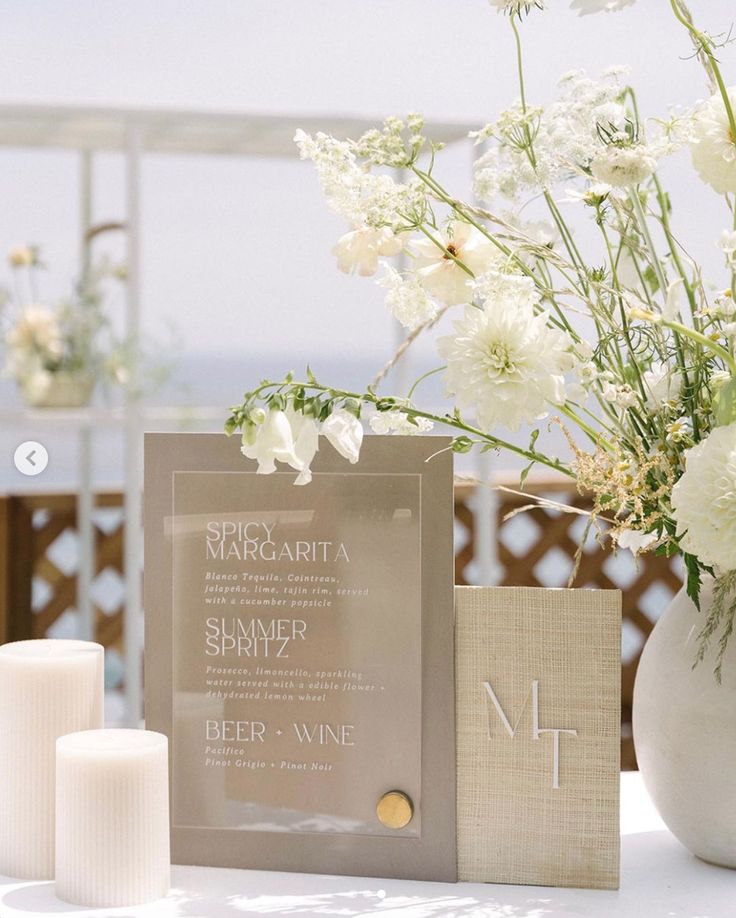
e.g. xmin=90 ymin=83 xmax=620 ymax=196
xmin=0 ymin=481 xmax=683 ymax=767
xmin=0 ymin=492 xmax=126 ymax=686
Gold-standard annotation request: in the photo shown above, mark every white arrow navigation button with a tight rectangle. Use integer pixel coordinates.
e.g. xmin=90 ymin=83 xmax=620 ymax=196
xmin=14 ymin=441 xmax=49 ymax=477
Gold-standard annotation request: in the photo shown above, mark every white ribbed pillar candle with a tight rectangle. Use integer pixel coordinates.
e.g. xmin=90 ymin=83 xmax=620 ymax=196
xmin=55 ymin=729 xmax=170 ymax=907
xmin=0 ymin=639 xmax=104 ymax=880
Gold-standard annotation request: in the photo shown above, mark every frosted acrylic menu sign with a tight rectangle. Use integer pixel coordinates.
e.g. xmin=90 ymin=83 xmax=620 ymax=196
xmin=144 ymin=433 xmax=456 ymax=881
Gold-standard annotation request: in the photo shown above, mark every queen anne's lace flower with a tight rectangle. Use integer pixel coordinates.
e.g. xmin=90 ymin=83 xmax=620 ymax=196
xmin=369 ymin=410 xmax=434 ymax=435
xmin=570 ymin=0 xmax=635 ymax=14
xmin=437 ymin=272 xmax=572 ymax=431
xmin=294 ymin=129 xmax=425 ymax=230
xmin=671 ymin=422 xmax=736 ymax=570
xmin=690 ymin=90 xmax=736 ymax=194
xmin=412 ymin=222 xmax=502 ymax=306
xmin=590 ymin=145 xmax=656 ymax=188
xmin=332 ymin=227 xmax=403 ymax=277
xmin=378 ymin=266 xmax=438 ymax=330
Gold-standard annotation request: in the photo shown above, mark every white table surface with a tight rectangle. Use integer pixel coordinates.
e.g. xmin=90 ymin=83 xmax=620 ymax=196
xmin=1 ymin=772 xmax=733 ymax=918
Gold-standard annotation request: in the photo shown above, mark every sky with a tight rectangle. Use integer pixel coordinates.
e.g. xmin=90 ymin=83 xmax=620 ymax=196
xmin=0 ymin=0 xmax=734 ymax=481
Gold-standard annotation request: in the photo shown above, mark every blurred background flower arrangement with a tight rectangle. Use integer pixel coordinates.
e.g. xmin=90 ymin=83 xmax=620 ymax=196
xmin=228 ymin=0 xmax=736 ymax=679
xmin=2 ymin=244 xmax=170 ymax=409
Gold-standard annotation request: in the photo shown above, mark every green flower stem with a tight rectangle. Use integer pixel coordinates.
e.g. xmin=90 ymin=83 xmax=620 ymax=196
xmin=235 ymin=379 xmax=575 ymax=479
xmin=407 ymin=365 xmax=446 ymax=400
xmin=510 ymin=14 xmax=590 ymax=293
xmin=558 ymin=402 xmax=615 ymax=451
xmin=629 ymin=190 xmax=669 ymax=296
xmin=658 ymin=318 xmax=736 ymax=375
xmin=670 ymin=0 xmax=736 ymax=143
xmin=651 ymin=174 xmax=699 ymax=318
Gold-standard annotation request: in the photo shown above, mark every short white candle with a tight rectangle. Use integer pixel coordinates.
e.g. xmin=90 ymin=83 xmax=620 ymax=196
xmin=0 ymin=639 xmax=104 ymax=880
xmin=55 ymin=728 xmax=170 ymax=908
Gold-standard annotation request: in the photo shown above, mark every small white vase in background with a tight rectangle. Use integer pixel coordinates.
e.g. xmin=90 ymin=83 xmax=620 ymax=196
xmin=633 ymin=580 xmax=736 ymax=868
xmin=19 ymin=370 xmax=95 ymax=408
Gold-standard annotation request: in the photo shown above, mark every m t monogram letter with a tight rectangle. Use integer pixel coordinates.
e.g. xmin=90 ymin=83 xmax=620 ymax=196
xmin=482 ymin=679 xmax=578 ymax=789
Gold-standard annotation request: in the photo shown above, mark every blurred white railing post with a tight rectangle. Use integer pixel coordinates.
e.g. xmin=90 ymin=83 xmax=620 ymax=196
xmin=124 ymin=123 xmax=144 ymax=726
xmin=76 ymin=151 xmax=95 ymax=642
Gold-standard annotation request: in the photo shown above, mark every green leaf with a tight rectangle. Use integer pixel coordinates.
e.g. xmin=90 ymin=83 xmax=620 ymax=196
xmin=519 ymin=459 xmax=536 ymax=490
xmin=684 ymin=553 xmax=702 ymax=612
xmin=713 ymin=377 xmax=736 ymax=427
xmin=306 ymin=365 xmax=317 ymax=385
xmin=224 ymin=417 xmax=238 ymax=437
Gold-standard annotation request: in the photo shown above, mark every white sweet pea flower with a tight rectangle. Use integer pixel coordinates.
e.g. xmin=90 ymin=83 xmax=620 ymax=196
xmin=642 ymin=361 xmax=681 ymax=410
xmin=690 ymin=89 xmax=736 ymax=195
xmin=241 ymin=408 xmax=298 ymax=475
xmin=322 ymin=408 xmax=363 ymax=464
xmin=412 ymin=222 xmax=502 ymax=306
xmin=332 ymin=226 xmax=403 ymax=277
xmin=664 ymin=278 xmax=684 ymax=321
xmin=615 ymin=528 xmax=657 ymax=556
xmin=285 ymin=405 xmax=320 ymax=485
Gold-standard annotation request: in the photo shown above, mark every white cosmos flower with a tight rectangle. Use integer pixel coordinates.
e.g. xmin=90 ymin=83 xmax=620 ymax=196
xmin=322 ymin=409 xmax=363 ymax=464
xmin=690 ymin=90 xmax=736 ymax=194
xmin=437 ymin=272 xmax=572 ymax=431
xmin=590 ymin=145 xmax=656 ymax=188
xmin=570 ymin=0 xmax=635 ymax=14
xmin=369 ymin=410 xmax=434 ymax=435
xmin=411 ymin=222 xmax=502 ymax=306
xmin=378 ymin=266 xmax=438 ymax=330
xmin=332 ymin=226 xmax=403 ymax=277
xmin=671 ymin=422 xmax=736 ymax=570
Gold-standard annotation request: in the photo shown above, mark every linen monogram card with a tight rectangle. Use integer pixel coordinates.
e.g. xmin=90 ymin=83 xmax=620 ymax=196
xmin=144 ymin=433 xmax=457 ymax=882
xmin=455 ymin=586 xmax=621 ymax=890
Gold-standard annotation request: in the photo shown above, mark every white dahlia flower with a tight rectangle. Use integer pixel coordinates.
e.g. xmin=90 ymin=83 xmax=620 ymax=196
xmin=412 ymin=222 xmax=502 ymax=306
xmin=437 ymin=272 xmax=571 ymax=431
xmin=690 ymin=90 xmax=736 ymax=195
xmin=671 ymin=422 xmax=736 ymax=571
xmin=332 ymin=226 xmax=403 ymax=277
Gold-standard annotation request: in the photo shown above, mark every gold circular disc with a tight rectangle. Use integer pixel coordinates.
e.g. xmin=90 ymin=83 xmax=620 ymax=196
xmin=376 ymin=790 xmax=414 ymax=829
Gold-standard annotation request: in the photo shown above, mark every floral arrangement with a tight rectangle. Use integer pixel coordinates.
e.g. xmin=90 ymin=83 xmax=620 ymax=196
xmin=227 ymin=0 xmax=736 ymax=678
xmin=1 ymin=245 xmax=163 ymax=404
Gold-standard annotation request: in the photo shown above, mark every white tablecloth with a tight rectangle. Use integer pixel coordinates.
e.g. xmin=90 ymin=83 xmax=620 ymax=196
xmin=1 ymin=772 xmax=733 ymax=918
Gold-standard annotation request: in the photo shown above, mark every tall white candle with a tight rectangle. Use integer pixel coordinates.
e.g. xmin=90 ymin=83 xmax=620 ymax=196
xmin=0 ymin=639 xmax=104 ymax=880
xmin=55 ymin=729 xmax=170 ymax=908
